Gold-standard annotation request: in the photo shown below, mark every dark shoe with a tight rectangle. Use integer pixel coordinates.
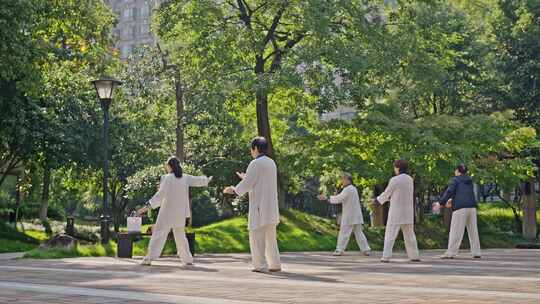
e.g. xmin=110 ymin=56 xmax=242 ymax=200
xmin=252 ymin=268 xmax=267 ymax=273
xmin=473 ymin=256 xmax=482 ymax=259
xmin=410 ymin=259 xmax=421 ymax=262
xmin=440 ymin=255 xmax=454 ymax=259
xmin=269 ymin=268 xmax=282 ymax=272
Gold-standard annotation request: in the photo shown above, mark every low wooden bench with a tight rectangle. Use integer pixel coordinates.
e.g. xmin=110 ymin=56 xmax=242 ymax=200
xmin=117 ymin=232 xmax=196 ymax=258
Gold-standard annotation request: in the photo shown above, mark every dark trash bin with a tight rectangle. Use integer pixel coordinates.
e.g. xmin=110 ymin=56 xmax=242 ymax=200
xmin=117 ymin=233 xmax=134 ymax=258
xmin=8 ymin=211 xmax=16 ymax=223
xmin=66 ymin=217 xmax=75 ymax=236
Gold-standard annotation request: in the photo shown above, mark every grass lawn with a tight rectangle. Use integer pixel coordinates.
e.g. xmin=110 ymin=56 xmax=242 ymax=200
xmin=0 ymin=222 xmax=40 ymax=253
xmin=13 ymin=203 xmax=540 ymax=259
xmin=132 ymin=209 xmax=340 ymax=255
xmin=23 ymin=242 xmax=116 ymax=259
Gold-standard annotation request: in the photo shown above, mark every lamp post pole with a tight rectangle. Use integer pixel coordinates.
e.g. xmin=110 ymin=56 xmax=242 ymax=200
xmin=100 ymin=98 xmax=111 ymax=244
xmin=92 ymin=77 xmax=121 ymax=244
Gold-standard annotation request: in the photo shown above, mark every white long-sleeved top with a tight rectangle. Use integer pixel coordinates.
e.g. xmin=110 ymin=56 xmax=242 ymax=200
xmin=376 ymin=173 xmax=415 ymax=225
xmin=234 ymin=155 xmax=280 ymax=230
xmin=149 ymin=173 xmax=210 ymax=229
xmin=329 ymin=184 xmax=364 ymax=226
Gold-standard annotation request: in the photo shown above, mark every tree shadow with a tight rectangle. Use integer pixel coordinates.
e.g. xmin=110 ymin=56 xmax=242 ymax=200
xmin=263 ymin=271 xmax=340 ymax=283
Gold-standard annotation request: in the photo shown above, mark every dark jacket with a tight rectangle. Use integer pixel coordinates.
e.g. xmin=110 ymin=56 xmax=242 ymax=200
xmin=439 ymin=175 xmax=477 ymax=211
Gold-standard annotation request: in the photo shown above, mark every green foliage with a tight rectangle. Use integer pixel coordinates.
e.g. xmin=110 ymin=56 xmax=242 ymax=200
xmin=489 ymin=0 xmax=540 ymax=131
xmin=0 ymin=222 xmax=39 ymax=253
xmin=17 ymin=203 xmax=535 ymax=258
xmin=0 ymin=239 xmax=37 ymax=254
xmin=1 ymin=0 xmax=539 ymax=243
xmin=0 ymin=222 xmax=39 ymax=244
xmin=23 ymin=241 xmax=116 ymax=259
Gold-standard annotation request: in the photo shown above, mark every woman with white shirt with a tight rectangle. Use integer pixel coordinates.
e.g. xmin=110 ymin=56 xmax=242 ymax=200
xmin=318 ymin=172 xmax=371 ymax=256
xmin=374 ymin=159 xmax=420 ymax=263
xmin=137 ymin=156 xmax=212 ymax=266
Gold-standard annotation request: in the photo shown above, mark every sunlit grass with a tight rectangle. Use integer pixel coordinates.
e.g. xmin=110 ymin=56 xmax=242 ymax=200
xmin=23 ymin=241 xmax=117 ymax=259
xmin=0 ymin=222 xmax=40 ymax=253
xmin=0 ymin=239 xmax=37 ymax=253
xmin=14 ymin=202 xmax=539 ymax=259
xmin=24 ymin=230 xmax=49 ymax=241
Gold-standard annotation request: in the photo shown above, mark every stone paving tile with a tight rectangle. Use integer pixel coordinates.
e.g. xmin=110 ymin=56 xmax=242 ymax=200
xmin=0 ymin=290 xmax=165 ymax=304
xmin=0 ymin=249 xmax=538 ymax=304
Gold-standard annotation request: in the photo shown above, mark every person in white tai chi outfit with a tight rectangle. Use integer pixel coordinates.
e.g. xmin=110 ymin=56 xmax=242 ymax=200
xmin=433 ymin=164 xmax=481 ymax=259
xmin=318 ymin=172 xmax=371 ymax=256
xmin=137 ymin=156 xmax=212 ymax=266
xmin=373 ymin=159 xmax=420 ymax=263
xmin=223 ymin=137 xmax=281 ymax=273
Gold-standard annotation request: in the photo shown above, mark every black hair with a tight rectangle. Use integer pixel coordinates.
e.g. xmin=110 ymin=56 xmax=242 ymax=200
xmin=251 ymin=136 xmax=268 ymax=154
xmin=393 ymin=159 xmax=409 ymax=174
xmin=167 ymin=156 xmax=183 ymax=178
xmin=456 ymin=163 xmax=468 ymax=175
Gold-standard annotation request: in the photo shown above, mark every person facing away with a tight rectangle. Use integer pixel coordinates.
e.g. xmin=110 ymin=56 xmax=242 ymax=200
xmin=374 ymin=159 xmax=420 ymax=263
xmin=318 ymin=172 xmax=371 ymax=256
xmin=137 ymin=156 xmax=212 ymax=266
xmin=434 ymin=164 xmax=481 ymax=259
xmin=223 ymin=136 xmax=281 ymax=273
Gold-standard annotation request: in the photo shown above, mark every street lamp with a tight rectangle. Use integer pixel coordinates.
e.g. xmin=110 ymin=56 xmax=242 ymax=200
xmin=92 ymin=76 xmax=122 ymax=244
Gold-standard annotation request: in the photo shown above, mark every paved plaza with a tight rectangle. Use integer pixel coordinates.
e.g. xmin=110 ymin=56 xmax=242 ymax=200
xmin=0 ymin=249 xmax=539 ymax=304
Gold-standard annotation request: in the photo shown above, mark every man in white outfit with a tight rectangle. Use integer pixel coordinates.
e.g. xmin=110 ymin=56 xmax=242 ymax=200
xmin=374 ymin=159 xmax=420 ymax=263
xmin=434 ymin=164 xmax=481 ymax=259
xmin=224 ymin=137 xmax=281 ymax=273
xmin=318 ymin=172 xmax=371 ymax=256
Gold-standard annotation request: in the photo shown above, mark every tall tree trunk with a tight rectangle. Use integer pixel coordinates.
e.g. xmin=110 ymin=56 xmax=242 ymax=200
xmin=14 ymin=175 xmax=21 ymax=227
xmin=157 ymin=43 xmax=185 ymax=162
xmin=521 ymin=180 xmax=537 ymax=240
xmin=255 ymin=57 xmax=274 ymax=158
xmin=175 ymin=76 xmax=185 ymax=162
xmin=39 ymin=163 xmax=51 ymax=222
xmin=114 ymin=209 xmax=121 ymax=233
xmin=499 ymin=191 xmax=522 ymax=233
xmin=255 ymin=84 xmax=274 ymax=157
xmin=371 ymin=185 xmax=385 ymax=226
xmin=254 ymin=58 xmax=284 ymax=207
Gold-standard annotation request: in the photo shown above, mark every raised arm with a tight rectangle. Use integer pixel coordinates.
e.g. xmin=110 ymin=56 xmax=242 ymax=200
xmin=329 ymin=188 xmax=349 ymax=205
xmin=376 ymin=177 xmax=396 ymax=204
xmin=234 ymin=162 xmax=258 ymax=196
xmin=187 ymin=175 xmax=211 ymax=187
xmin=439 ymin=177 xmax=458 ymax=206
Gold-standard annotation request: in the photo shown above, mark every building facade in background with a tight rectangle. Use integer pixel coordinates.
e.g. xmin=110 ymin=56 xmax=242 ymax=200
xmin=320 ymin=106 xmax=357 ymax=121
xmin=105 ymin=0 xmax=160 ymax=59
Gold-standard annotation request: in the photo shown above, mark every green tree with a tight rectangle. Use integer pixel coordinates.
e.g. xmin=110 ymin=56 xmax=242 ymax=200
xmin=487 ymin=0 xmax=540 ymax=239
xmin=32 ymin=0 xmax=115 ymax=222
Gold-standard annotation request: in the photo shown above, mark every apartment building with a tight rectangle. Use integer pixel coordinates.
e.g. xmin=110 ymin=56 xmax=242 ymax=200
xmin=105 ymin=0 xmax=160 ymax=58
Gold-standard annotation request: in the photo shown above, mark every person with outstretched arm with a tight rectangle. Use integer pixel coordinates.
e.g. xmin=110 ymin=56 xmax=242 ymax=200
xmin=318 ymin=172 xmax=371 ymax=256
xmin=137 ymin=156 xmax=212 ymax=266
xmin=373 ymin=159 xmax=420 ymax=263
xmin=433 ymin=164 xmax=481 ymax=259
xmin=223 ymin=137 xmax=281 ymax=273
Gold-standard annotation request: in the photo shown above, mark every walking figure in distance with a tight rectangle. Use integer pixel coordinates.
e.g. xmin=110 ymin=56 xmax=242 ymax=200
xmin=318 ymin=172 xmax=371 ymax=256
